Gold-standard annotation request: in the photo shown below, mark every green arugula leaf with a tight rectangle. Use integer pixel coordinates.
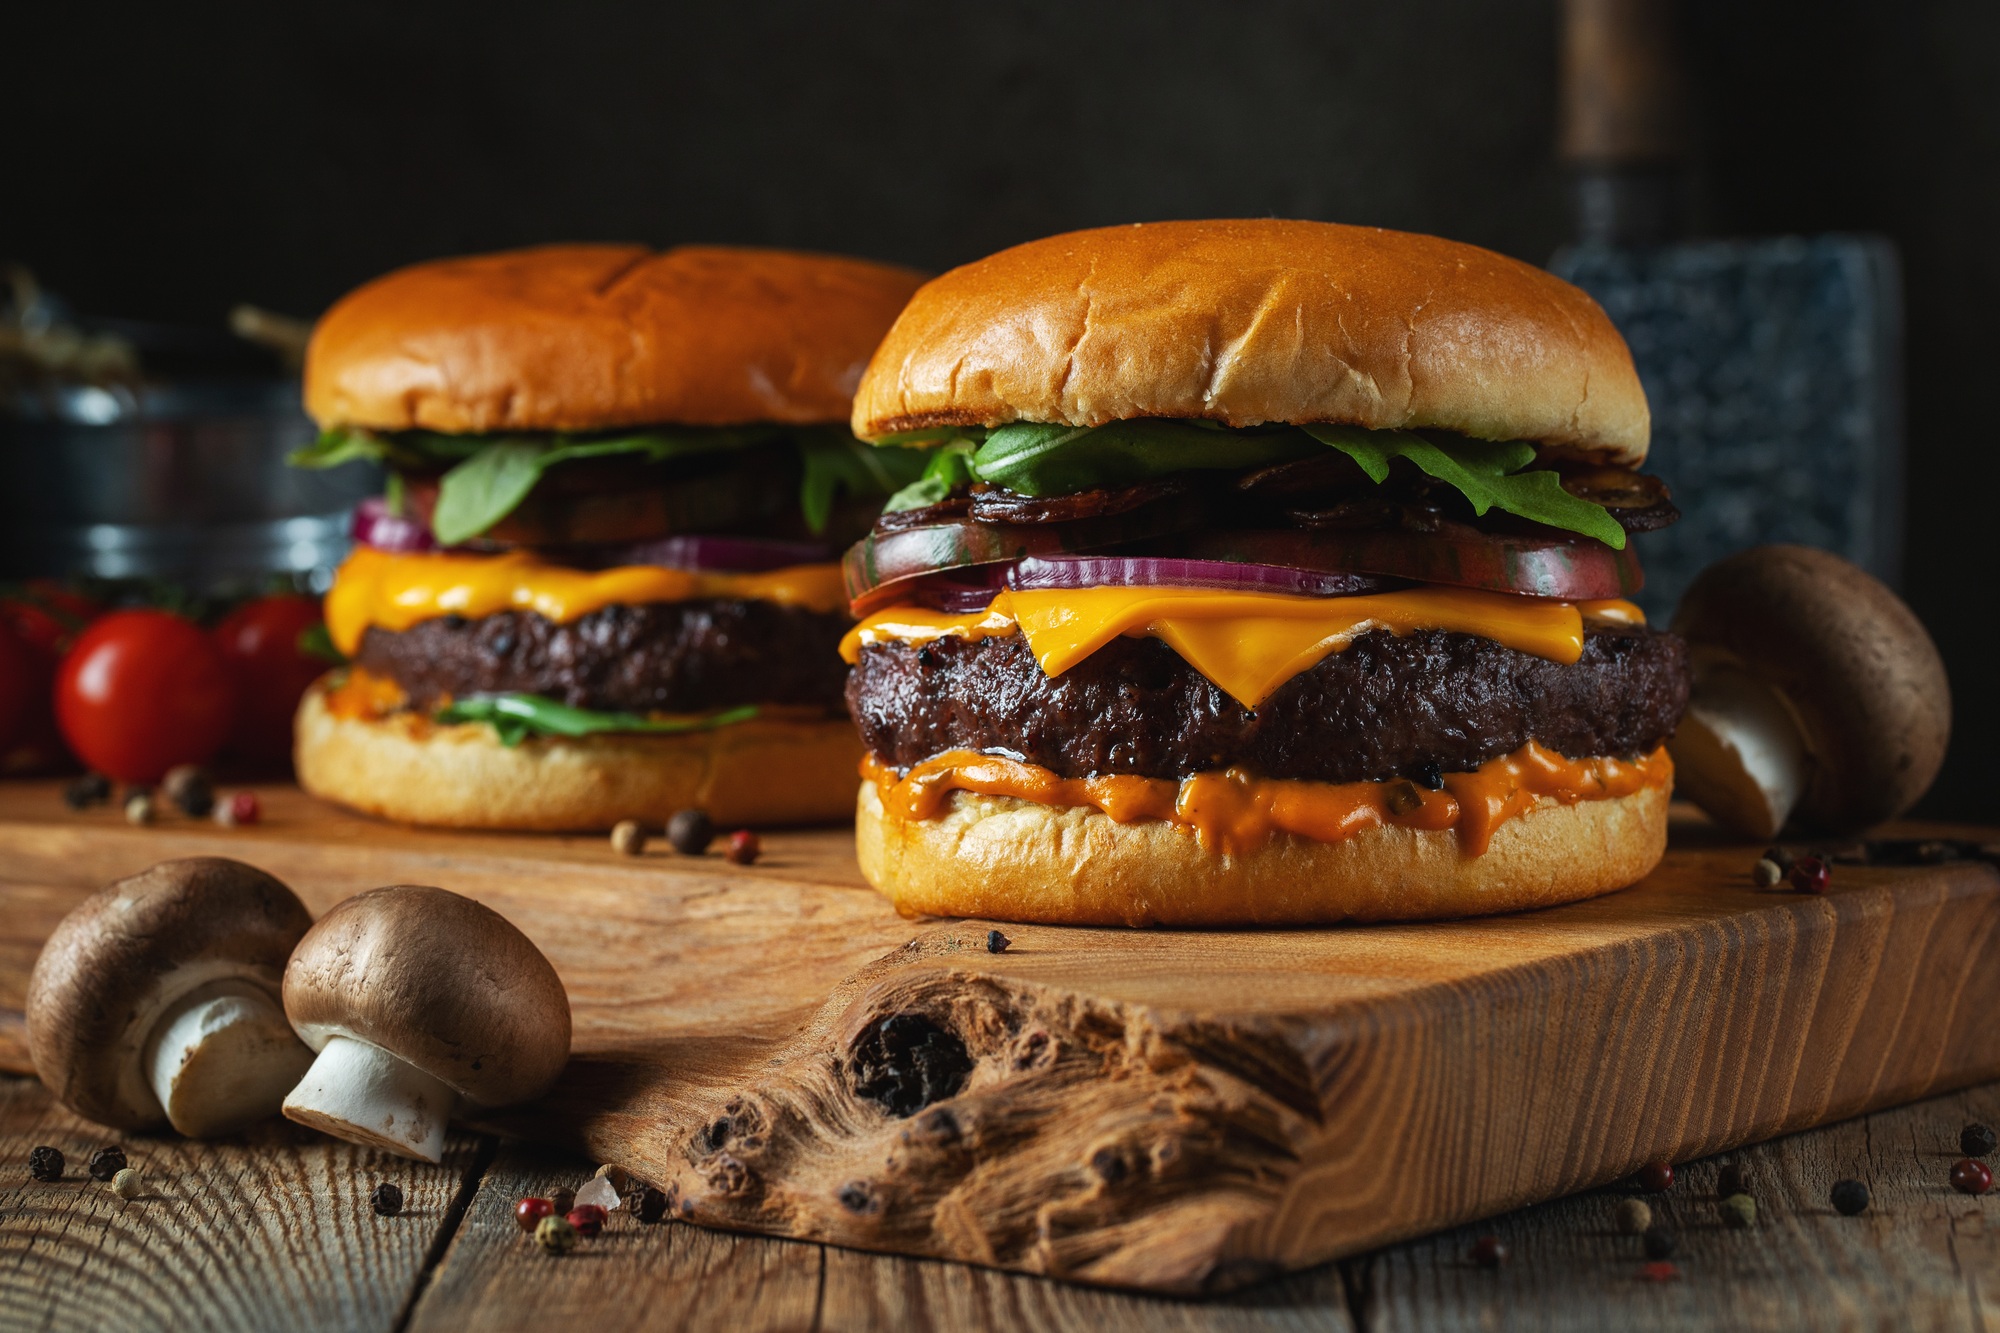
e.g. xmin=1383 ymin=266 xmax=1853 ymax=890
xmin=289 ymin=425 xmax=394 ymax=470
xmin=969 ymin=420 xmax=1317 ymax=497
xmin=883 ymin=438 xmax=977 ymax=512
xmin=296 ymin=622 xmax=346 ymax=666
xmin=433 ymin=695 xmax=761 ymax=748
xmin=428 ymin=428 xmax=774 ymax=545
xmin=797 ymin=432 xmax=929 ymax=534
xmin=1302 ymin=424 xmax=1627 ymax=549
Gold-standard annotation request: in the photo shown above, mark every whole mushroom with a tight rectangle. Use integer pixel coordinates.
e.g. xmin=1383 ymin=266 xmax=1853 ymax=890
xmin=281 ymin=885 xmax=571 ymax=1163
xmin=26 ymin=858 xmax=315 ymax=1137
xmin=1670 ymin=546 xmax=1951 ymax=838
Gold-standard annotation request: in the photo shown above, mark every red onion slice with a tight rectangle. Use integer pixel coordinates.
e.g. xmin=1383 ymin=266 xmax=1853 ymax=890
xmin=351 ymin=496 xmax=436 ymax=552
xmin=1005 ymin=555 xmax=1398 ymax=598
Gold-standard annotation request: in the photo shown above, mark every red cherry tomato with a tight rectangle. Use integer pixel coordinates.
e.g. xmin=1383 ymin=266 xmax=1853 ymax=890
xmin=212 ymin=595 xmax=327 ymax=768
xmin=55 ymin=611 xmax=236 ymax=783
xmin=0 ymin=585 xmax=99 ymax=772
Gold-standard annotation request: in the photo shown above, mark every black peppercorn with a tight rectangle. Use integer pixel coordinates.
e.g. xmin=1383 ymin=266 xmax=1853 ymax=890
xmin=1410 ymin=760 xmax=1445 ymax=791
xmin=1717 ymin=1162 xmax=1749 ymax=1197
xmin=161 ymin=764 xmax=214 ymax=818
xmin=371 ymin=1182 xmax=403 ymax=1217
xmin=634 ymin=1186 xmax=668 ymax=1224
xmin=87 ymin=1146 xmax=127 ymax=1182
xmin=666 ymin=809 xmax=715 ymax=856
xmin=1642 ymin=1225 xmax=1677 ymax=1260
xmin=63 ymin=773 xmax=111 ymax=809
xmin=1468 ymin=1235 xmax=1508 ymax=1268
xmin=1830 ymin=1179 xmax=1870 ymax=1215
xmin=29 ymin=1146 xmax=64 ymax=1182
xmin=1961 ymin=1124 xmax=1996 ymax=1158
xmin=986 ymin=930 xmax=1010 ymax=954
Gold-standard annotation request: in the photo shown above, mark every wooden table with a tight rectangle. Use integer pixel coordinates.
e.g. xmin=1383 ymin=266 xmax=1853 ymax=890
xmin=2 ymin=1071 xmax=1995 ymax=1329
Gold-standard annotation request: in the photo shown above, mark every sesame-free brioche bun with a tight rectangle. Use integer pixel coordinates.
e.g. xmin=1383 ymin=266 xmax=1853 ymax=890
xmin=295 ymin=679 xmax=862 ymax=831
xmin=853 ymin=219 xmax=1649 ymax=466
xmin=307 ymin=244 xmax=926 ymax=435
xmin=855 ymin=779 xmax=1669 ymax=927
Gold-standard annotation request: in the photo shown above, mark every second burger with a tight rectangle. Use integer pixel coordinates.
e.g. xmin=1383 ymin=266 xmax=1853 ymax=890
xmin=294 ymin=244 xmax=927 ymax=830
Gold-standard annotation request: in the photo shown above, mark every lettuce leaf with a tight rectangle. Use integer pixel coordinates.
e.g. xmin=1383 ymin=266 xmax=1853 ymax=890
xmin=1301 ymin=425 xmax=1627 ymax=549
xmin=432 ymin=695 xmax=761 ymax=748
xmin=797 ymin=432 xmax=928 ymax=533
xmin=882 ymin=438 xmax=978 ymax=512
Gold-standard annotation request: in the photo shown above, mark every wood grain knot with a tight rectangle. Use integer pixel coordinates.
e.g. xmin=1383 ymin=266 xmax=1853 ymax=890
xmin=845 ymin=1013 xmax=974 ymax=1117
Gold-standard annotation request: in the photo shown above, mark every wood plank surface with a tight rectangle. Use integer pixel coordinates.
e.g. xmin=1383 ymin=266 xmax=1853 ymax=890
xmin=0 ymin=1076 xmax=484 ymax=1333
xmin=1 ymin=779 xmax=1995 ymax=1295
xmin=4 ymin=1070 xmax=1996 ymax=1329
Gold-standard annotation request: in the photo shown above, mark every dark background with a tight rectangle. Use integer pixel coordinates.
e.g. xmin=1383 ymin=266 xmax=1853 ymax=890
xmin=9 ymin=0 xmax=1996 ymax=817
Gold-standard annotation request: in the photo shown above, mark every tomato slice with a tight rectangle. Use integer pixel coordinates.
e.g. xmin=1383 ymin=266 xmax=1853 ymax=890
xmin=1178 ymin=527 xmax=1642 ymax=599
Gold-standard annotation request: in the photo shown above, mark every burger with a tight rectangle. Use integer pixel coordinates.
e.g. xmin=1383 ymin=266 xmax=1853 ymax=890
xmin=292 ymin=244 xmax=928 ymax=830
xmin=840 ymin=219 xmax=1689 ymax=925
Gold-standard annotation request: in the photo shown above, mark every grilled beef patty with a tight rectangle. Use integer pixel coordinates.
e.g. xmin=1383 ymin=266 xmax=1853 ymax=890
xmin=847 ymin=626 xmax=1688 ymax=785
xmin=356 ymin=600 xmax=851 ymax=714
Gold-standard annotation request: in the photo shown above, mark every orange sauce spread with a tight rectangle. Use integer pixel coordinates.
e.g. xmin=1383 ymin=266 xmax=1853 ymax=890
xmin=321 ymin=667 xmax=410 ymax=721
xmin=326 ymin=547 xmax=848 ymax=657
xmin=865 ymin=742 xmax=1672 ymax=858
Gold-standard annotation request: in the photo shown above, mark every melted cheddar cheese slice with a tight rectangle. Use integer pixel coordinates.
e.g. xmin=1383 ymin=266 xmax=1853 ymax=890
xmin=326 ymin=547 xmax=848 ymax=657
xmin=841 ymin=586 xmax=1632 ymax=709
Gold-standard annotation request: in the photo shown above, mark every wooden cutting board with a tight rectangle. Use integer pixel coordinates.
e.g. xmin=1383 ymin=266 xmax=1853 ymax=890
xmin=1 ymin=780 xmax=1995 ymax=1294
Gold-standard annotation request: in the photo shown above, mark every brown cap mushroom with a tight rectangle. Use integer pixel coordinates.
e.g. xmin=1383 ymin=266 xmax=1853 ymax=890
xmin=1670 ymin=545 xmax=1951 ymax=838
xmin=26 ymin=858 xmax=315 ymax=1137
xmin=280 ymin=885 xmax=570 ymax=1162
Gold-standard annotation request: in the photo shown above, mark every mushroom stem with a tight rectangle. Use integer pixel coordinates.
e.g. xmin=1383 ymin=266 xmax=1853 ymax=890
xmin=144 ymin=981 xmax=315 ymax=1138
xmin=281 ymin=1035 xmax=459 ymax=1162
xmin=1668 ymin=665 xmax=1812 ymax=840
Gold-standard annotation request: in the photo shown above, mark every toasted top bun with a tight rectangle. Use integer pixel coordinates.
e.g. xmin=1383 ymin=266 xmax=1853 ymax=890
xmin=852 ymin=219 xmax=1649 ymax=466
xmin=307 ymin=244 xmax=927 ymax=434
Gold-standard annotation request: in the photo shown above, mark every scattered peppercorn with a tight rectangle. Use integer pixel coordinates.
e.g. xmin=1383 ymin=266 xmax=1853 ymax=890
xmin=515 ymin=1197 xmax=555 ymax=1233
xmin=161 ymin=765 xmax=214 ymax=817
xmin=1751 ymin=858 xmax=1784 ymax=888
xmin=566 ymin=1204 xmax=606 ymax=1238
xmin=549 ymin=1187 xmax=576 ymax=1217
xmin=1410 ymin=760 xmax=1445 ymax=791
xmin=1468 ymin=1235 xmax=1508 ymax=1268
xmin=1763 ymin=845 xmax=1797 ymax=874
xmin=666 ymin=808 xmax=715 ymax=856
xmin=63 ymin=773 xmax=111 ymax=810
xmin=123 ymin=791 xmax=155 ymax=825
xmin=1830 ymin=1179 xmax=1870 ymax=1215
xmin=725 ymin=829 xmax=760 ymax=865
xmin=594 ymin=1164 xmax=630 ymax=1192
xmin=29 ymin=1146 xmax=63 ymax=1182
xmin=1642 ymin=1226 xmax=1677 ymax=1260
xmin=1638 ymin=1161 xmax=1675 ymax=1193
xmin=371 ymin=1183 xmax=403 ymax=1217
xmin=987 ymin=930 xmax=1010 ymax=954
xmin=1614 ymin=1198 xmax=1652 ymax=1234
xmin=633 ymin=1186 xmax=668 ymax=1224
xmin=1639 ymin=1260 xmax=1680 ymax=1283
xmin=534 ymin=1215 xmax=577 ymax=1256
xmin=1790 ymin=856 xmax=1831 ymax=894
xmin=1719 ymin=1192 xmax=1757 ymax=1228
xmin=214 ymin=792 xmax=260 ymax=827
xmin=111 ymin=1167 xmax=143 ymax=1200
xmin=87 ymin=1146 xmax=127 ymax=1181
xmin=1949 ymin=1158 xmax=1993 ymax=1195
xmin=1962 ymin=1124 xmax=1997 ymax=1158
xmin=1717 ymin=1162 xmax=1750 ymax=1197
xmin=609 ymin=821 xmax=647 ymax=856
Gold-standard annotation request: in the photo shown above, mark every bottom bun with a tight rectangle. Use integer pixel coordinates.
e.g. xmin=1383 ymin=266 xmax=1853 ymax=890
xmin=856 ymin=779 xmax=1669 ymax=926
xmin=296 ymin=678 xmax=863 ymax=830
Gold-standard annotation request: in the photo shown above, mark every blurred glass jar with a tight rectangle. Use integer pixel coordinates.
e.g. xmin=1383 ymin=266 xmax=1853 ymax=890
xmin=0 ymin=381 xmax=378 ymax=594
